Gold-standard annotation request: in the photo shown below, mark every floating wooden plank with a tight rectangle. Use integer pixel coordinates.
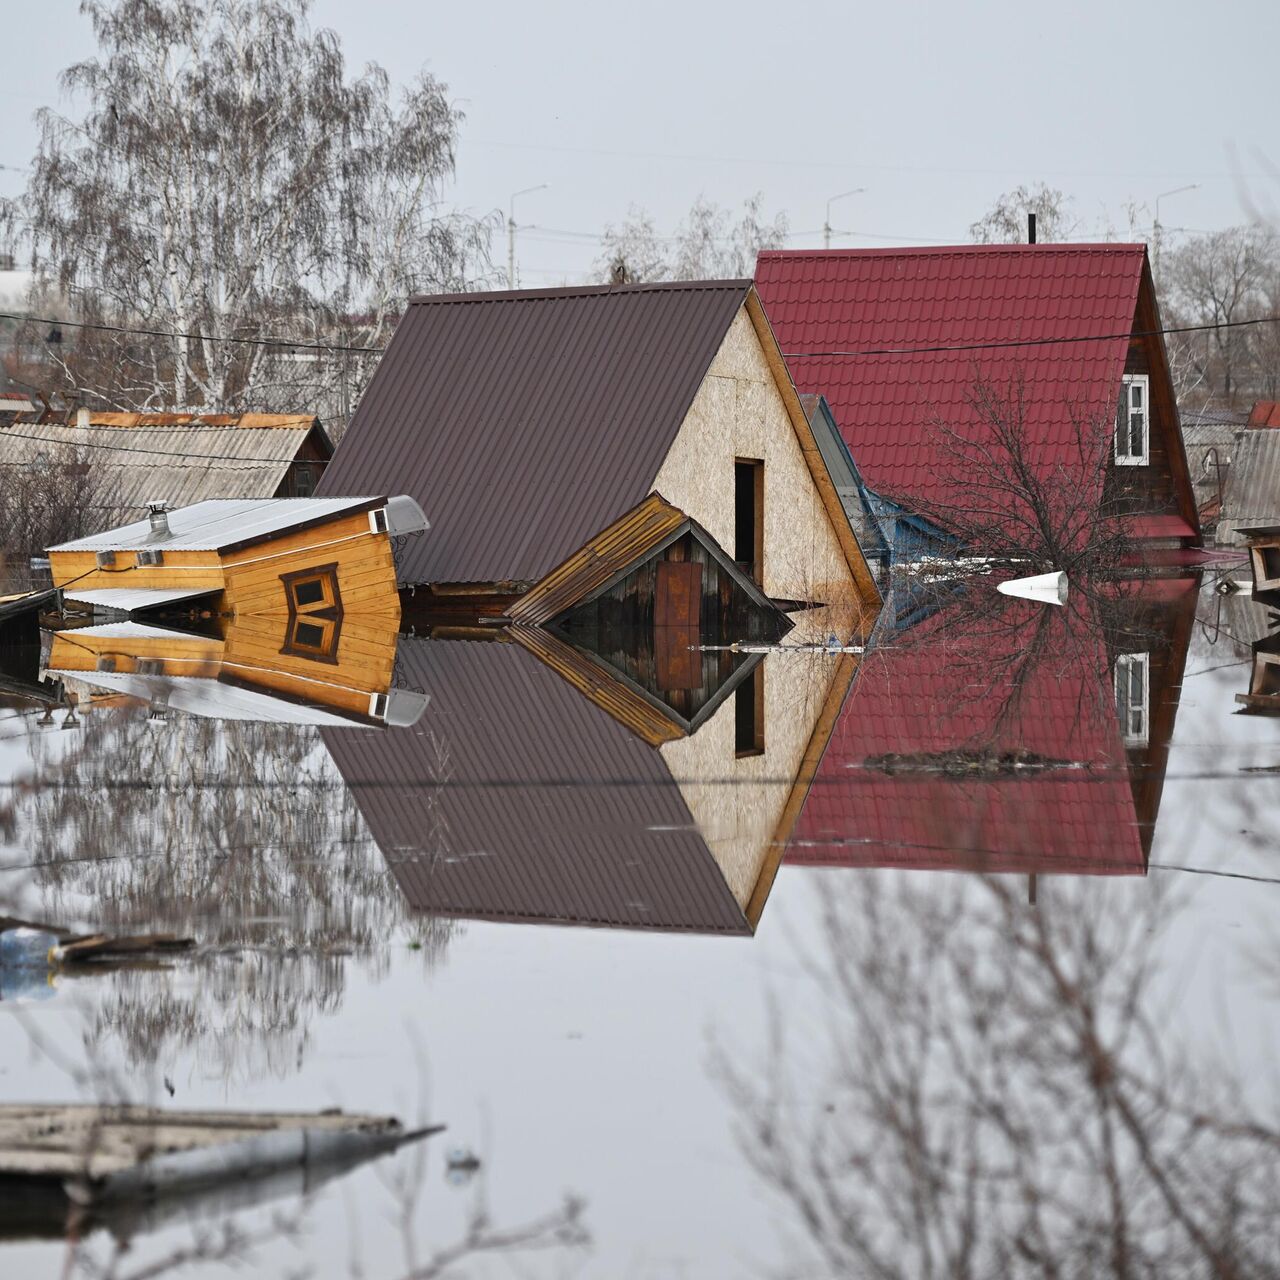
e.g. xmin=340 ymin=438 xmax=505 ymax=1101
xmin=0 ymin=1104 xmax=441 ymax=1197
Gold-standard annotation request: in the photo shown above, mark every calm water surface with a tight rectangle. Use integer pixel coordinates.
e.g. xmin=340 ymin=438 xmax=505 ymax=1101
xmin=1 ymin=578 xmax=1278 ymax=1278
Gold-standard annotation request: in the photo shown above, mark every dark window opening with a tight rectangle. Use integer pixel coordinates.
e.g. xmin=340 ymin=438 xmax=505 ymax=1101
xmin=1258 ymin=544 xmax=1280 ymax=586
xmin=734 ymin=663 xmax=765 ymax=758
xmin=280 ymin=562 xmax=343 ymax=620
xmin=294 ymin=579 xmax=325 ymax=607
xmin=735 ymin=458 xmax=764 ymax=583
xmin=294 ymin=621 xmax=325 ymax=647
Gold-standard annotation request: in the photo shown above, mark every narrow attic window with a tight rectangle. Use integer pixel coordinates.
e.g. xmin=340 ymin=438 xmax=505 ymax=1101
xmin=735 ymin=458 xmax=764 ymax=583
xmin=1114 ymin=652 xmax=1150 ymax=747
xmin=281 ymin=611 xmax=342 ymax=663
xmin=1115 ymin=374 xmax=1150 ymax=466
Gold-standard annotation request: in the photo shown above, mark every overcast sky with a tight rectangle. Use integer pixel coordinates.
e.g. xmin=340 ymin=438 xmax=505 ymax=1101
xmin=4 ymin=0 xmax=1279 ymax=285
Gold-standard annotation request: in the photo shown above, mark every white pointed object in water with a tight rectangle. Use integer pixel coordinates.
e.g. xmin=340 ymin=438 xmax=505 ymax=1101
xmin=996 ymin=571 xmax=1068 ymax=605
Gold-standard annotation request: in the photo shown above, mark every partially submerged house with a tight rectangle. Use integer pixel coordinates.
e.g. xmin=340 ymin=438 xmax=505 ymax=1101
xmin=1 ymin=411 xmax=333 ymax=519
xmin=317 ymin=280 xmax=880 ymax=636
xmin=47 ymin=614 xmax=426 ymax=728
xmin=755 ymin=245 xmax=1202 ymax=561
xmin=46 ymin=495 xmax=427 ymax=622
xmin=323 ymin=603 xmax=859 ymax=934
xmin=788 ymin=580 xmax=1197 ymax=876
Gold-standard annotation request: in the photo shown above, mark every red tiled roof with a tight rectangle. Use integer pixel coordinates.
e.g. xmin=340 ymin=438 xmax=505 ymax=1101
xmin=755 ymin=244 xmax=1146 ymax=518
xmin=788 ymin=598 xmax=1146 ymax=875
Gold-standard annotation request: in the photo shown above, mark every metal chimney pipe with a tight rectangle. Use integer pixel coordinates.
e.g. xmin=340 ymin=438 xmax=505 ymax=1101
xmin=147 ymin=500 xmax=173 ymax=537
xmin=1028 ymin=212 xmax=1037 ymax=244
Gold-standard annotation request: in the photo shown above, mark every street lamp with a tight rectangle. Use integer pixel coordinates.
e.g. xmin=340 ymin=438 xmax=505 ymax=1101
xmin=824 ymin=188 xmax=866 ymax=250
xmin=507 ymin=184 xmax=549 ymax=288
xmin=1153 ymin=183 xmax=1199 ymax=272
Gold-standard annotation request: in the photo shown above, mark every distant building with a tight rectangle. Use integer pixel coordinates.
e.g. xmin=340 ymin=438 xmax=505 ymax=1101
xmin=1180 ymin=406 xmax=1248 ymax=521
xmin=46 ymin=495 xmax=427 ymax=627
xmin=318 ymin=280 xmax=881 ymax=636
xmin=756 ymin=245 xmax=1202 ymax=559
xmin=1217 ymin=429 xmax=1280 ymax=545
xmin=0 ymin=411 xmax=334 ymax=525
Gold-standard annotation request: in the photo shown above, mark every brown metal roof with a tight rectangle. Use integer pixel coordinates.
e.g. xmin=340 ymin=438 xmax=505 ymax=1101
xmin=317 ymin=280 xmax=751 ymax=585
xmin=321 ymin=634 xmax=751 ymax=934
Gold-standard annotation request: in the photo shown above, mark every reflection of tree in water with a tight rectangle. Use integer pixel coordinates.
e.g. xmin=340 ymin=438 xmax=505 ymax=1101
xmin=715 ymin=874 xmax=1280 ymax=1278
xmin=14 ymin=706 xmax=453 ymax=1080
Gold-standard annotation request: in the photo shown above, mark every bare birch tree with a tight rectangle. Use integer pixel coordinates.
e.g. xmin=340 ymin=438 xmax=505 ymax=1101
xmin=970 ymin=183 xmax=1078 ymax=244
xmin=595 ymin=193 xmax=788 ymax=284
xmin=3 ymin=0 xmax=495 ymax=421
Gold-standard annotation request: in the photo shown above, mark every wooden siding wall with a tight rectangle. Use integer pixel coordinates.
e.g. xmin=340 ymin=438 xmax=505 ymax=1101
xmin=1102 ymin=272 xmax=1199 ymax=531
xmin=221 ymin=511 xmax=399 ymax=618
xmin=49 ymin=549 xmax=224 ymax=595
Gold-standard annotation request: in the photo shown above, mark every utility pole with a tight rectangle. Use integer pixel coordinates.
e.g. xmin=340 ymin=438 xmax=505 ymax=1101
xmin=507 ymin=184 xmax=549 ymax=288
xmin=823 ymin=188 xmax=866 ymax=250
xmin=1153 ymin=184 xmax=1198 ymax=276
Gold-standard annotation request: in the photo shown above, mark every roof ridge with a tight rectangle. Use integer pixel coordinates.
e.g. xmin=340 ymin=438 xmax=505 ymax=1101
xmin=757 ymin=243 xmax=1146 ymax=260
xmin=407 ymin=279 xmax=753 ymax=306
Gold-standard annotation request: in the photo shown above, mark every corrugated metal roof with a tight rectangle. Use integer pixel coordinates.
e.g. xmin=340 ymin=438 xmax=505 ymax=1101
xmin=1248 ymin=402 xmax=1280 ymax=428
xmin=63 ymin=587 xmax=220 ymax=612
xmin=1219 ymin=430 xmax=1280 ymax=544
xmin=51 ymin=496 xmax=381 ymax=552
xmin=0 ymin=421 xmax=322 ymax=514
xmin=317 ymin=280 xmax=751 ymax=585
xmin=755 ymin=245 xmax=1168 ymax=534
xmin=322 ymin=634 xmax=751 ymax=933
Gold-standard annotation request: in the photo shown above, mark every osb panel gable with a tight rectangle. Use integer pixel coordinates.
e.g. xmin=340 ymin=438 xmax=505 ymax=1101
xmin=657 ymin=604 xmax=854 ymax=913
xmin=653 ymin=306 xmax=858 ymax=607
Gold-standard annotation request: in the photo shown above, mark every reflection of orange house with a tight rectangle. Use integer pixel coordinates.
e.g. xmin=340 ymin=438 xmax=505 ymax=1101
xmin=46 ymin=496 xmax=427 ymax=623
xmin=47 ymin=614 xmax=426 ymax=728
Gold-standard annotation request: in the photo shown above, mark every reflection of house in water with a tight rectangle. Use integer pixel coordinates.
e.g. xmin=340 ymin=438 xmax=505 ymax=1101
xmin=46 ymin=614 xmax=425 ymax=728
xmin=323 ymin=610 xmax=858 ymax=934
xmin=788 ymin=581 xmax=1197 ymax=875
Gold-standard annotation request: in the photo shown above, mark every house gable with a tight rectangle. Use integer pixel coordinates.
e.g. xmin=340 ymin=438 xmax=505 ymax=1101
xmin=651 ymin=299 xmax=879 ymax=614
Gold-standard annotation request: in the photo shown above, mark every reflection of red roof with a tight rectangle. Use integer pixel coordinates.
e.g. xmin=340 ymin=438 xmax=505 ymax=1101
xmin=789 ymin=601 xmax=1146 ymax=874
xmin=755 ymin=245 xmax=1145 ymax=518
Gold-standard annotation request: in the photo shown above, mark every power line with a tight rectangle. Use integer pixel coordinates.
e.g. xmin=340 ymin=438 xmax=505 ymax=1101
xmin=781 ymin=313 xmax=1280 ymax=359
xmin=0 ymin=310 xmax=384 ymax=355
xmin=5 ymin=305 xmax=1280 ymax=365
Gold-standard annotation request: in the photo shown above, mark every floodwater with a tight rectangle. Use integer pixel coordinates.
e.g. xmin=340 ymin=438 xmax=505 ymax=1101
xmin=1 ymin=575 xmax=1278 ymax=1278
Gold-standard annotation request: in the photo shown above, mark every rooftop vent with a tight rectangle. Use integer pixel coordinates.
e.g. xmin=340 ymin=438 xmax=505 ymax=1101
xmin=75 ymin=406 xmax=90 ymax=428
xmin=147 ymin=500 xmax=174 ymax=538
xmin=136 ymin=548 xmax=164 ymax=567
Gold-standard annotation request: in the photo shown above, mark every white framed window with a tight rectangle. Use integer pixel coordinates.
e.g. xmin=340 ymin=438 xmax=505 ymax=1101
xmin=1115 ymin=374 xmax=1150 ymax=466
xmin=1114 ymin=652 xmax=1150 ymax=747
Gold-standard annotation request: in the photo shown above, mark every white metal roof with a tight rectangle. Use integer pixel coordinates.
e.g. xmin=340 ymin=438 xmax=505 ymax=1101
xmin=50 ymin=497 xmax=380 ymax=553
xmin=63 ymin=587 xmax=220 ymax=612
xmin=48 ymin=667 xmax=383 ymax=727
xmin=64 ymin=620 xmax=207 ymax=641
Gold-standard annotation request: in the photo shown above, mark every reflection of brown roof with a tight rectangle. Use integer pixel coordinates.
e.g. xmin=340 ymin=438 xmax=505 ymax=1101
xmin=318 ymin=281 xmax=751 ymax=585
xmin=322 ymin=635 xmax=752 ymax=933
